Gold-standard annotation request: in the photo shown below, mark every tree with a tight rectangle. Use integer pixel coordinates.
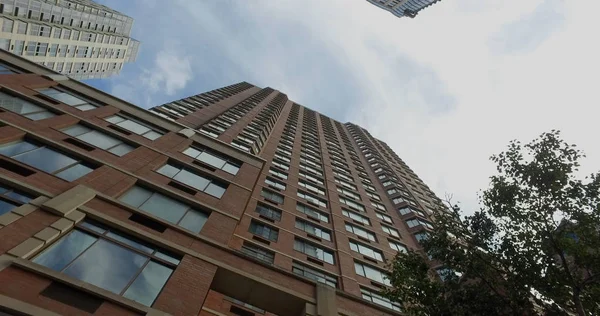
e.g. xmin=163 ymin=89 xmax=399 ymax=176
xmin=384 ymin=130 xmax=600 ymax=316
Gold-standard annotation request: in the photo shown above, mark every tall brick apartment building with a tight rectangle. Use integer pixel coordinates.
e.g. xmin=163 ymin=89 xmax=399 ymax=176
xmin=0 ymin=50 xmax=443 ymax=316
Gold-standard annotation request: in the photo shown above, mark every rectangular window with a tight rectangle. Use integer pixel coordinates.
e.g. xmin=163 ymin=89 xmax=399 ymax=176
xmin=354 ymin=262 xmax=390 ymax=285
xmin=33 ymin=220 xmax=181 ymax=306
xmin=271 ymin=159 xmax=289 ymax=171
xmin=261 ymin=189 xmax=284 ymax=204
xmin=345 ymin=223 xmax=376 ymax=241
xmin=337 ymin=187 xmax=361 ymax=200
xmin=339 ymin=197 xmax=365 ymax=212
xmin=361 ymin=288 xmax=401 ymax=312
xmin=0 ymin=184 xmax=34 ymax=216
xmin=61 ymin=124 xmax=135 ymax=156
xmin=255 ymin=202 xmax=282 ymax=221
xmin=350 ymin=241 xmax=384 ymax=261
xmin=37 ymin=88 xmax=99 ymax=111
xmin=295 ymin=219 xmax=331 ymax=241
xmin=0 ymin=140 xmax=94 ymax=181
xmin=298 ymin=180 xmax=325 ymax=196
xmin=371 ymin=201 xmax=386 ymax=211
xmin=292 ymin=262 xmax=337 ymax=288
xmin=249 ymin=220 xmax=279 ymax=242
xmin=157 ymin=163 xmax=227 ymax=198
xmin=265 ymin=177 xmax=286 ymax=190
xmin=183 ymin=146 xmax=242 ymax=175
xmin=334 ymin=178 xmax=357 ymax=191
xmin=342 ymin=209 xmax=370 ymax=226
xmin=294 ymin=238 xmax=334 ymax=264
xmin=376 ymin=212 xmax=393 ymax=224
xmin=0 ymin=91 xmax=55 ymax=120
xmin=297 ymin=190 xmax=327 ymax=208
xmin=119 ymin=185 xmax=209 ymax=233
xmin=299 ymin=170 xmax=323 ymax=186
xmin=241 ymin=242 xmax=274 ymax=264
xmin=104 ymin=115 xmax=163 ymax=140
xmin=296 ymin=203 xmax=329 ymax=223
xmin=381 ymin=225 xmax=400 ymax=238
xmin=406 ymin=218 xmax=433 ymax=229
xmin=268 ymin=167 xmax=288 ymax=180
xmin=389 ymin=240 xmax=408 ymax=253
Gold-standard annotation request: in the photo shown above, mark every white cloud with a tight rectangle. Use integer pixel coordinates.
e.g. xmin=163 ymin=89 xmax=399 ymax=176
xmin=141 ymin=49 xmax=193 ymax=96
xmin=102 ymin=0 xmax=600 ymax=216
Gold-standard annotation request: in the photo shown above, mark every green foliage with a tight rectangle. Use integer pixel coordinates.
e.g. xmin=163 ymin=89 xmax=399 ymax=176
xmin=384 ymin=130 xmax=600 ymax=315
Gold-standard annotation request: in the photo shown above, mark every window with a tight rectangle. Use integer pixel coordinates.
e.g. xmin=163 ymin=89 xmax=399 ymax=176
xmin=334 ymin=178 xmax=357 ymax=191
xmin=345 ymin=223 xmax=376 ymax=241
xmin=182 ymin=146 xmax=241 ymax=175
xmin=361 ymin=288 xmax=401 ymax=312
xmin=249 ymin=220 xmax=279 ymax=242
xmin=292 ymin=262 xmax=337 ymax=288
xmin=376 ymin=212 xmax=393 ymax=224
xmin=371 ymin=201 xmax=386 ymax=211
xmin=261 ymin=189 xmax=284 ymax=204
xmin=381 ymin=225 xmax=400 ymax=238
xmin=399 ymin=207 xmax=426 ymax=217
xmin=120 ymin=186 xmax=209 ymax=233
xmin=294 ymin=238 xmax=334 ymax=264
xmin=298 ymin=180 xmax=325 ymax=196
xmin=157 ymin=163 xmax=227 ymax=198
xmin=104 ymin=115 xmax=163 ymax=140
xmin=300 ymin=163 xmax=323 ymax=177
xmin=241 ymin=242 xmax=274 ymax=264
xmin=255 ymin=203 xmax=282 ymax=221
xmin=389 ymin=240 xmax=408 ymax=253
xmin=37 ymin=88 xmax=99 ymax=111
xmin=342 ymin=209 xmax=370 ymax=226
xmin=365 ymin=191 xmax=381 ymax=201
xmin=295 ymin=219 xmax=331 ymax=241
xmin=265 ymin=177 xmax=286 ymax=190
xmin=349 ymin=241 xmax=384 ymax=261
xmin=0 ymin=91 xmax=55 ymax=120
xmin=406 ymin=218 xmax=433 ymax=229
xmin=414 ymin=232 xmax=428 ymax=243
xmin=0 ymin=184 xmax=33 ymax=216
xmin=337 ymin=187 xmax=361 ymax=200
xmin=61 ymin=124 xmax=135 ymax=156
xmin=296 ymin=203 xmax=329 ymax=222
xmin=271 ymin=159 xmax=289 ymax=171
xmin=268 ymin=167 xmax=288 ymax=180
xmin=354 ymin=262 xmax=390 ymax=285
xmin=299 ymin=170 xmax=323 ymax=185
xmin=33 ymin=220 xmax=180 ymax=306
xmin=0 ymin=140 xmax=94 ymax=181
xmin=339 ymin=197 xmax=365 ymax=212
xmin=297 ymin=190 xmax=327 ymax=208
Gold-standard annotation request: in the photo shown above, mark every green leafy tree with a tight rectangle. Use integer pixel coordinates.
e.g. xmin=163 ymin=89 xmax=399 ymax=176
xmin=384 ymin=130 xmax=600 ymax=316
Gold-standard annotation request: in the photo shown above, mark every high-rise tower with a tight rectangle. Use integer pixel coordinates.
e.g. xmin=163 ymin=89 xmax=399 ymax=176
xmin=0 ymin=0 xmax=140 ymax=80
xmin=0 ymin=51 xmax=443 ymax=316
xmin=365 ymin=0 xmax=441 ymax=18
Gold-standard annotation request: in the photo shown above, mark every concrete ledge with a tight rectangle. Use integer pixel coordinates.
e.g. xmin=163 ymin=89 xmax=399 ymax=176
xmin=316 ymin=284 xmax=336 ymax=316
xmin=50 ymin=218 xmax=74 ymax=233
xmin=65 ymin=210 xmax=85 ymax=223
xmin=0 ymin=255 xmax=14 ymax=272
xmin=7 ymin=238 xmax=44 ymax=258
xmin=34 ymin=227 xmax=61 ymax=245
xmin=42 ymin=74 xmax=70 ymax=82
xmin=177 ymin=128 xmax=196 ymax=138
xmin=29 ymin=196 xmax=50 ymax=207
xmin=12 ymin=204 xmax=38 ymax=217
xmin=0 ymin=212 xmax=21 ymax=226
xmin=0 ymin=293 xmax=61 ymax=316
xmin=42 ymin=185 xmax=96 ymax=216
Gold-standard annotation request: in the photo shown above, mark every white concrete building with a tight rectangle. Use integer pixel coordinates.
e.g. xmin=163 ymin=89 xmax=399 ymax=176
xmin=0 ymin=0 xmax=139 ymax=80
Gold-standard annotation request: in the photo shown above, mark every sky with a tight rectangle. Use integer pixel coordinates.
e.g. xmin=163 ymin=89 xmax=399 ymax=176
xmin=87 ymin=0 xmax=600 ymax=216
